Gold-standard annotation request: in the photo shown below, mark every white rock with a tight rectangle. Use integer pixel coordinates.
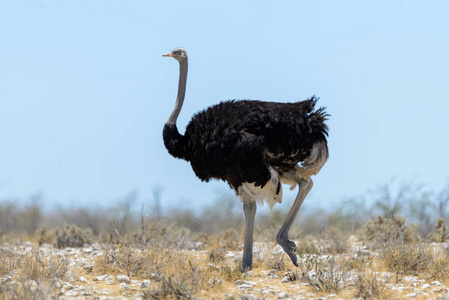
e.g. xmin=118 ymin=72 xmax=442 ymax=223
xmin=50 ymin=278 xmax=63 ymax=288
xmin=105 ymin=280 xmax=114 ymax=285
xmin=241 ymin=294 xmax=259 ymax=300
xmin=405 ymin=292 xmax=418 ymax=297
xmin=94 ymin=275 xmax=109 ymax=281
xmin=65 ymin=289 xmax=79 ymax=297
xmin=235 ymin=280 xmax=257 ymax=287
xmin=278 ymin=291 xmax=289 ymax=299
xmin=78 ymin=276 xmax=88 ymax=282
xmin=141 ymin=280 xmax=151 ymax=288
xmin=403 ymin=276 xmax=418 ymax=282
xmin=432 ymin=281 xmax=443 ymax=286
xmin=422 ymin=284 xmax=431 ymax=289
xmin=238 ymin=284 xmax=254 ymax=290
xmin=119 ymin=282 xmax=129 ymax=289
xmin=116 ymin=275 xmax=130 ymax=283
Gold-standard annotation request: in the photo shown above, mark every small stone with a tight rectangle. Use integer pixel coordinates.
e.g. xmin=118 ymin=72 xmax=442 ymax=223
xmin=235 ymin=280 xmax=257 ymax=287
xmin=422 ymin=284 xmax=431 ymax=289
xmin=83 ymin=248 xmax=93 ymax=253
xmin=94 ymin=275 xmax=109 ymax=281
xmin=277 ymin=291 xmax=289 ymax=299
xmin=130 ymin=280 xmax=141 ymax=286
xmin=402 ymin=276 xmax=418 ymax=282
xmin=119 ymin=282 xmax=129 ymax=289
xmin=141 ymin=280 xmax=151 ymax=288
xmin=116 ymin=275 xmax=130 ymax=283
xmin=432 ymin=281 xmax=443 ymax=286
xmin=1 ymin=276 xmax=12 ymax=284
xmin=259 ymin=288 xmax=275 ymax=294
xmin=405 ymin=292 xmax=418 ymax=297
xmin=50 ymin=278 xmax=63 ymax=288
xmin=105 ymin=280 xmax=114 ymax=285
xmin=78 ymin=276 xmax=88 ymax=282
xmin=65 ymin=289 xmax=79 ymax=297
xmin=241 ymin=294 xmax=259 ymax=300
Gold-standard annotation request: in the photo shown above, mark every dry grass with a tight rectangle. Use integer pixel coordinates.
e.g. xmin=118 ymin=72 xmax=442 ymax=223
xmin=0 ymin=245 xmax=69 ymax=300
xmin=2 ymin=182 xmax=449 ymax=298
xmin=355 ymin=270 xmax=390 ymax=299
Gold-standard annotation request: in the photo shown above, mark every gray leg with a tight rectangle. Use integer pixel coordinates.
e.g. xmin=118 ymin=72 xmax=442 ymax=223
xmin=242 ymin=201 xmax=257 ymax=270
xmin=276 ymin=178 xmax=313 ymax=266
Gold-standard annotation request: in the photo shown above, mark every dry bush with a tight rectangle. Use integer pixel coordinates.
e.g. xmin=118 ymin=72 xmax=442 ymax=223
xmin=355 ymin=271 xmax=389 ymax=299
xmin=218 ymin=262 xmax=243 ymax=282
xmin=94 ymin=235 xmax=213 ymax=298
xmin=381 ymin=242 xmax=433 ymax=278
xmin=209 ymin=248 xmax=226 ymax=263
xmin=20 ymin=248 xmax=69 ymax=281
xmin=344 ymin=252 xmax=373 ymax=273
xmin=296 ymin=235 xmax=321 ymax=255
xmin=301 ymin=255 xmax=353 ymax=293
xmin=37 ymin=227 xmax=55 ymax=246
xmin=322 ymin=226 xmax=350 ymax=254
xmin=429 ymin=218 xmax=448 ymax=243
xmin=0 ymin=280 xmax=55 ymax=300
xmin=0 ymin=245 xmax=68 ymax=300
xmin=362 ymin=215 xmax=419 ymax=248
xmin=265 ymin=252 xmax=286 ymax=272
xmin=56 ymin=225 xmax=93 ymax=248
xmin=0 ymin=248 xmax=24 ymax=277
xmin=200 ymin=228 xmax=241 ymax=253
xmin=422 ymin=246 xmax=449 ymax=281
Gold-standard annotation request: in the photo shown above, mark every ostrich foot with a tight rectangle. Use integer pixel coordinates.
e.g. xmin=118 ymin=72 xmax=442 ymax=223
xmin=242 ymin=259 xmax=253 ymax=272
xmin=276 ymin=235 xmax=298 ymax=266
xmin=242 ymin=257 xmax=252 ymax=271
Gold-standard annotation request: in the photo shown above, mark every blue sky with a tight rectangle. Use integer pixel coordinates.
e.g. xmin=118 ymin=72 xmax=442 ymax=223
xmin=1 ymin=1 xmax=448 ymax=212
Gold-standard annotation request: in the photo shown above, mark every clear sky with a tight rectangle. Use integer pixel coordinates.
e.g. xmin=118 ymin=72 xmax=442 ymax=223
xmin=1 ymin=1 xmax=448 ymax=211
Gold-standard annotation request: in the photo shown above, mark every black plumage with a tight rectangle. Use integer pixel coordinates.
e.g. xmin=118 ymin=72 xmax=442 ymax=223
xmin=163 ymin=97 xmax=328 ymax=190
xmin=162 ymin=48 xmax=329 ymax=270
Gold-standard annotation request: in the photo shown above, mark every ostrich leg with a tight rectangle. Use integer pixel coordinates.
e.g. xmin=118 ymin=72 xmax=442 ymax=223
xmin=242 ymin=201 xmax=257 ymax=270
xmin=276 ymin=178 xmax=313 ymax=266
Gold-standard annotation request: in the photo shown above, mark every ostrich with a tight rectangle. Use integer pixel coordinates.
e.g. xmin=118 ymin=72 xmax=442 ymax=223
xmin=162 ymin=48 xmax=328 ymax=270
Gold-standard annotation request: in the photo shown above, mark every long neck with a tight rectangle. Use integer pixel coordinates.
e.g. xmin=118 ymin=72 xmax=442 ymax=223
xmin=166 ymin=57 xmax=188 ymax=126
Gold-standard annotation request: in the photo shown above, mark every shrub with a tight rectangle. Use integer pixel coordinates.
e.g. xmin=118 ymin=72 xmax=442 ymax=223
xmin=56 ymin=225 xmax=93 ymax=248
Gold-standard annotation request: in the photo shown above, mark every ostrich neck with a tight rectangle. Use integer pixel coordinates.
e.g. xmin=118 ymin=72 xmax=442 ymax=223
xmin=166 ymin=58 xmax=188 ymax=126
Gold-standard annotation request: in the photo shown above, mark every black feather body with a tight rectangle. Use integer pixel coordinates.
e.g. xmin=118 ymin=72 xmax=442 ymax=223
xmin=163 ymin=96 xmax=328 ymax=190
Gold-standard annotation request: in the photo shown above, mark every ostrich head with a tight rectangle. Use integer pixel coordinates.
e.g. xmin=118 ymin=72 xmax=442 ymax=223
xmin=162 ymin=48 xmax=187 ymax=61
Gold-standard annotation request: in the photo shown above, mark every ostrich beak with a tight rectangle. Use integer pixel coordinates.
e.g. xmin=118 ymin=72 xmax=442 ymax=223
xmin=162 ymin=53 xmax=173 ymax=57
